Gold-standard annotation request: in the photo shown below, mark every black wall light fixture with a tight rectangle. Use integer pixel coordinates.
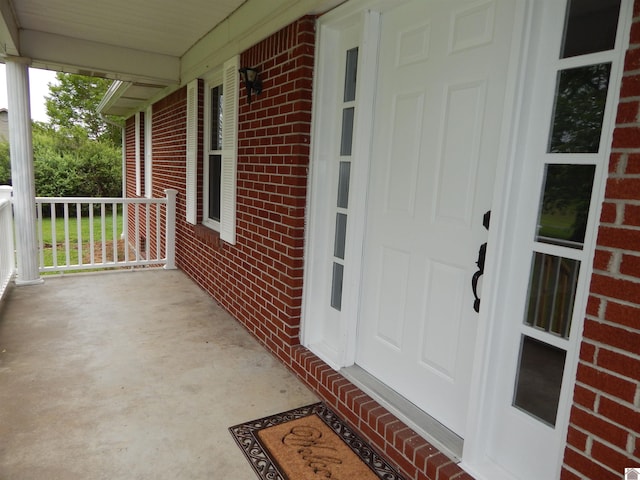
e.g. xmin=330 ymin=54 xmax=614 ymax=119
xmin=238 ymin=67 xmax=262 ymax=104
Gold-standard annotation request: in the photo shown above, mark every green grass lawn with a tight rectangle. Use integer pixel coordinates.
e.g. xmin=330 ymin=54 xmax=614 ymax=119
xmin=39 ymin=209 xmax=124 ymax=268
xmin=538 ymin=212 xmax=575 ymax=240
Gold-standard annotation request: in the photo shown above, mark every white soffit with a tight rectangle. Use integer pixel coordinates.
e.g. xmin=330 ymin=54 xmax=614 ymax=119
xmin=0 ymin=0 xmax=346 ymax=117
xmin=2 ymin=0 xmax=249 ymax=85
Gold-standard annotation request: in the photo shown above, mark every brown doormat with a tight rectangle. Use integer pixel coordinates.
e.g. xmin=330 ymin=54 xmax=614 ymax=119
xmin=229 ymin=403 xmax=406 ymax=480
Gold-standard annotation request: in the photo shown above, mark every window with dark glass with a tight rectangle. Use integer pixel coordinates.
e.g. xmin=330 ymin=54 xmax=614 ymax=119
xmin=513 ymin=335 xmax=566 ymax=426
xmin=548 ymin=63 xmax=611 ymax=153
xmin=535 ymin=164 xmax=595 ymax=248
xmin=207 ymin=85 xmax=223 ymax=224
xmin=208 ymin=154 xmax=222 ymax=222
xmin=513 ymin=0 xmax=619 ymax=431
xmin=330 ymin=46 xmax=358 ymax=312
xmin=524 ymin=253 xmax=580 ymax=338
xmin=210 ymin=86 xmax=223 ymax=150
xmin=561 ymin=0 xmax=621 ymax=58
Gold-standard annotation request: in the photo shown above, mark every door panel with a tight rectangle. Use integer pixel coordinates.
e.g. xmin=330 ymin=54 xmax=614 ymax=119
xmin=384 ymin=92 xmax=423 ymax=216
xmin=356 ymin=0 xmax=515 ymax=436
xmin=434 ymin=81 xmax=485 ymax=225
xmin=420 ymin=259 xmax=465 ymax=378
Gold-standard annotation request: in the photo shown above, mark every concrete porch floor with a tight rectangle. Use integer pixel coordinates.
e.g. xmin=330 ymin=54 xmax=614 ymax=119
xmin=0 ymin=268 xmax=318 ymax=479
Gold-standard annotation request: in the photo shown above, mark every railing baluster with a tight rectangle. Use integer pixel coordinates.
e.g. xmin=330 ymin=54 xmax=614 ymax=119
xmin=37 ymin=202 xmax=44 ymax=269
xmin=156 ymin=203 xmax=161 ymax=262
xmin=89 ymin=203 xmax=95 ymax=265
xmin=134 ymin=203 xmax=140 ymax=262
xmin=145 ymin=204 xmax=150 ymax=261
xmin=123 ymin=201 xmax=129 ymax=264
xmin=51 ymin=202 xmax=57 ymax=268
xmin=77 ymin=202 xmax=82 ymax=266
xmin=100 ymin=203 xmax=107 ymax=264
xmin=64 ymin=203 xmax=70 ymax=267
xmin=112 ymin=202 xmax=118 ymax=263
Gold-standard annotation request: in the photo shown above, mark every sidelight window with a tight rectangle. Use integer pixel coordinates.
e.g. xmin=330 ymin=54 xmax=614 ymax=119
xmin=512 ymin=0 xmax=621 ymax=427
xmin=330 ymin=47 xmax=358 ymax=311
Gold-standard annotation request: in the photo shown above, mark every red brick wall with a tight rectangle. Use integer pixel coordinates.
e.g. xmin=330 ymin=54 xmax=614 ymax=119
xmin=128 ymin=9 xmax=640 ymax=480
xmin=151 ymin=18 xmax=316 ymax=352
xmin=561 ymin=2 xmax=640 ymax=478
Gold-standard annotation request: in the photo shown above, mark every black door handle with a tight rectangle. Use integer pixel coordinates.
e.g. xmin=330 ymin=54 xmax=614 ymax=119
xmin=472 ymin=210 xmax=491 ymax=313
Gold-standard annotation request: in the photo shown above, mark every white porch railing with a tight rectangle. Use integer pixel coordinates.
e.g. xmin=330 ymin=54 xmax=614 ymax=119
xmin=0 ymin=186 xmax=15 ymax=299
xmin=35 ymin=189 xmax=177 ymax=273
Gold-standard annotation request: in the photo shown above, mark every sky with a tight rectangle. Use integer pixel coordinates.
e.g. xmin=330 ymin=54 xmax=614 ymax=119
xmin=0 ymin=64 xmax=58 ymax=123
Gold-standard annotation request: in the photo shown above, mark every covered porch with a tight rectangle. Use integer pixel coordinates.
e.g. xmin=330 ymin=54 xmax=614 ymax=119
xmin=0 ymin=268 xmax=317 ymax=479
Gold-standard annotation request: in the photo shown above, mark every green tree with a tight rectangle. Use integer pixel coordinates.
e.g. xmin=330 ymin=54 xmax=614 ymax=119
xmin=3 ymin=74 xmax=123 ymax=198
xmin=45 ymin=73 xmax=122 ymax=145
xmin=0 ymin=141 xmax=10 ymax=184
xmin=32 ymin=123 xmax=121 ymax=198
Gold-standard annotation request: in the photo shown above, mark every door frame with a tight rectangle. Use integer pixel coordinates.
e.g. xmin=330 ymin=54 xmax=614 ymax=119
xmin=301 ymin=0 xmax=381 ymax=369
xmin=461 ymin=1 xmax=633 ymax=478
xmin=302 ymin=0 xmax=529 ymax=420
xmin=300 ymin=0 xmax=548 ymax=470
xmin=303 ymin=0 xmax=632 ymax=477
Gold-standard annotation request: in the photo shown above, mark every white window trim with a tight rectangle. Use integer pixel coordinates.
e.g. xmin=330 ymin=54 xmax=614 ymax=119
xmin=187 ymin=55 xmax=239 ymax=243
xmin=202 ymin=71 xmax=223 ymax=232
xmin=144 ymin=106 xmax=153 ymax=198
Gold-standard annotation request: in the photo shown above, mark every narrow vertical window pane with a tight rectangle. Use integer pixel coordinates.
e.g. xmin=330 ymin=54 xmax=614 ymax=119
xmin=513 ymin=336 xmax=566 ymax=426
xmin=344 ymin=47 xmax=359 ymax=102
xmin=331 ymin=262 xmax=344 ymax=311
xmin=340 ymin=107 xmax=355 ymax=156
xmin=548 ymin=63 xmax=611 ymax=153
xmin=337 ymin=162 xmax=351 ymax=208
xmin=525 ymin=253 xmax=580 ymax=338
xmin=334 ymin=213 xmax=347 ymax=259
xmin=561 ymin=0 xmax=621 ymax=58
xmin=210 ymin=86 xmax=223 ymax=150
xmin=208 ymin=154 xmax=222 ymax=222
xmin=536 ymin=164 xmax=595 ymax=248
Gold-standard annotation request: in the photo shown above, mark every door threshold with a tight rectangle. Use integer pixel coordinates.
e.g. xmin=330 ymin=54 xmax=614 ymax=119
xmin=340 ymin=364 xmax=464 ymax=461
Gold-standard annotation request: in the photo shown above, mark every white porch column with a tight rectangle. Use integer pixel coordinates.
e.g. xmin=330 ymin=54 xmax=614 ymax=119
xmin=5 ymin=57 xmax=42 ymax=285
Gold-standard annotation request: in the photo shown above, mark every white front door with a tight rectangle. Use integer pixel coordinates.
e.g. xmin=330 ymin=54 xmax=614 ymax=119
xmin=355 ymin=0 xmax=517 ymax=436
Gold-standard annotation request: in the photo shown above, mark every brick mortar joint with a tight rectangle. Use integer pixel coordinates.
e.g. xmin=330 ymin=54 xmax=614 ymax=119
xmin=610 ymin=147 xmax=640 ymax=155
xmin=623 ymin=66 xmax=640 ymax=77
xmin=561 ymin=464 xmax=585 ymax=479
xmin=596 ymin=220 xmax=640 ymax=232
xmin=576 ymin=372 xmax=640 ymax=402
xmin=565 ymin=432 xmax=632 ymax=476
xmin=571 ymin=416 xmax=639 ymax=462
xmin=577 ymin=358 xmax=640 ymax=391
xmin=600 ymin=199 xmax=640 ymax=207
xmin=593 ymin=267 xmax=640 ymax=283
xmin=586 ymin=299 xmax=640 ymax=321
xmin=606 ymin=171 xmax=640 ymax=178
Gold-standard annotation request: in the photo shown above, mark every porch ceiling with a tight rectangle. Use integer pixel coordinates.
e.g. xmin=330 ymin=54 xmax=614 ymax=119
xmin=0 ymin=0 xmax=344 ymax=117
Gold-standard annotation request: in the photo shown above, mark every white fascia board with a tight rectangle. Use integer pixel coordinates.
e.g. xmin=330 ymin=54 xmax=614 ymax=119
xmin=20 ymin=29 xmax=180 ymax=85
xmin=97 ymin=80 xmax=130 ymax=114
xmin=181 ymin=0 xmax=345 ymax=83
xmin=0 ymin=0 xmax=19 ymax=56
